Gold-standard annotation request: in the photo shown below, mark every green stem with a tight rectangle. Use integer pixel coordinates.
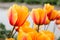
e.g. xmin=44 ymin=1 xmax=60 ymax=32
xmin=37 ymin=25 xmax=40 ymax=32
xmin=8 ymin=26 xmax=15 ymax=38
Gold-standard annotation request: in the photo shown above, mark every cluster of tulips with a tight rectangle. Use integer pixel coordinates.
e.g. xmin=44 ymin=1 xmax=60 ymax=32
xmin=6 ymin=3 xmax=60 ymax=40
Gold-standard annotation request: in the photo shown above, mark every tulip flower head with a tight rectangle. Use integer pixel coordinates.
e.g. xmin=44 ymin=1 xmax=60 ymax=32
xmin=44 ymin=4 xmax=58 ymax=21
xmin=44 ymin=3 xmax=54 ymax=15
xmin=8 ymin=4 xmax=29 ymax=26
xmin=31 ymin=8 xmax=40 ymax=25
xmin=31 ymin=8 xmax=50 ymax=25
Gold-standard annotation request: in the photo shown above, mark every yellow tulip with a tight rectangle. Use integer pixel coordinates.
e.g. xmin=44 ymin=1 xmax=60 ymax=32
xmin=17 ymin=30 xmax=32 ymax=40
xmin=6 ymin=38 xmax=14 ymax=40
xmin=37 ymin=30 xmax=55 ymax=40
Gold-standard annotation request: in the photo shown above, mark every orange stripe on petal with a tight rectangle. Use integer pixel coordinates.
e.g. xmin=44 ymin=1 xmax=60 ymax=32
xmin=39 ymin=9 xmax=46 ymax=25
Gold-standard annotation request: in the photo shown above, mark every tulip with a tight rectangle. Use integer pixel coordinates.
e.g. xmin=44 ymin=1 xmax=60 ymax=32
xmin=44 ymin=4 xmax=57 ymax=31
xmin=31 ymin=8 xmax=40 ymax=25
xmin=44 ymin=3 xmax=54 ymax=15
xmin=8 ymin=4 xmax=29 ymax=38
xmin=8 ymin=4 xmax=29 ymax=26
xmin=31 ymin=8 xmax=50 ymax=32
xmin=37 ymin=30 xmax=55 ymax=40
xmin=43 ymin=30 xmax=55 ymax=40
xmin=17 ymin=30 xmax=32 ymax=40
xmin=44 ymin=4 xmax=58 ymax=21
xmin=31 ymin=8 xmax=48 ymax=25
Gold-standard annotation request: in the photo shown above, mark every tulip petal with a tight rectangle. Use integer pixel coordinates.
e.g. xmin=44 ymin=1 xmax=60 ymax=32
xmin=17 ymin=30 xmax=32 ymax=40
xmin=39 ymin=9 xmax=46 ymax=25
xmin=44 ymin=16 xmax=50 ymax=25
xmin=37 ymin=30 xmax=55 ymax=40
xmin=50 ymin=10 xmax=58 ymax=20
xmin=44 ymin=3 xmax=54 ymax=14
xmin=8 ymin=6 xmax=18 ymax=26
xmin=28 ymin=30 xmax=38 ymax=40
xmin=31 ymin=8 xmax=40 ymax=25
xmin=38 ymin=31 xmax=51 ymax=40
xmin=15 ymin=5 xmax=29 ymax=26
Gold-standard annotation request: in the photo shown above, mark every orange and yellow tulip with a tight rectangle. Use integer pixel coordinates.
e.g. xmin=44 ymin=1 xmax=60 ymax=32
xmin=31 ymin=8 xmax=49 ymax=25
xmin=17 ymin=30 xmax=32 ymax=40
xmin=44 ymin=4 xmax=58 ymax=20
xmin=31 ymin=8 xmax=40 ymax=25
xmin=43 ymin=30 xmax=55 ymax=40
xmin=37 ymin=30 xmax=55 ymax=40
xmin=44 ymin=3 xmax=54 ymax=15
xmin=8 ymin=4 xmax=29 ymax=26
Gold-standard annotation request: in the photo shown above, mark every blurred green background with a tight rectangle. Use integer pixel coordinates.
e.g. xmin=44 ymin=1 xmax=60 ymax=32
xmin=0 ymin=23 xmax=11 ymax=40
xmin=0 ymin=0 xmax=60 ymax=6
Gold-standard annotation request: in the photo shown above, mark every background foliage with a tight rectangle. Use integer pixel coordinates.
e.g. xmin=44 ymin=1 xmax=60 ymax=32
xmin=0 ymin=0 xmax=60 ymax=6
xmin=0 ymin=23 xmax=11 ymax=39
